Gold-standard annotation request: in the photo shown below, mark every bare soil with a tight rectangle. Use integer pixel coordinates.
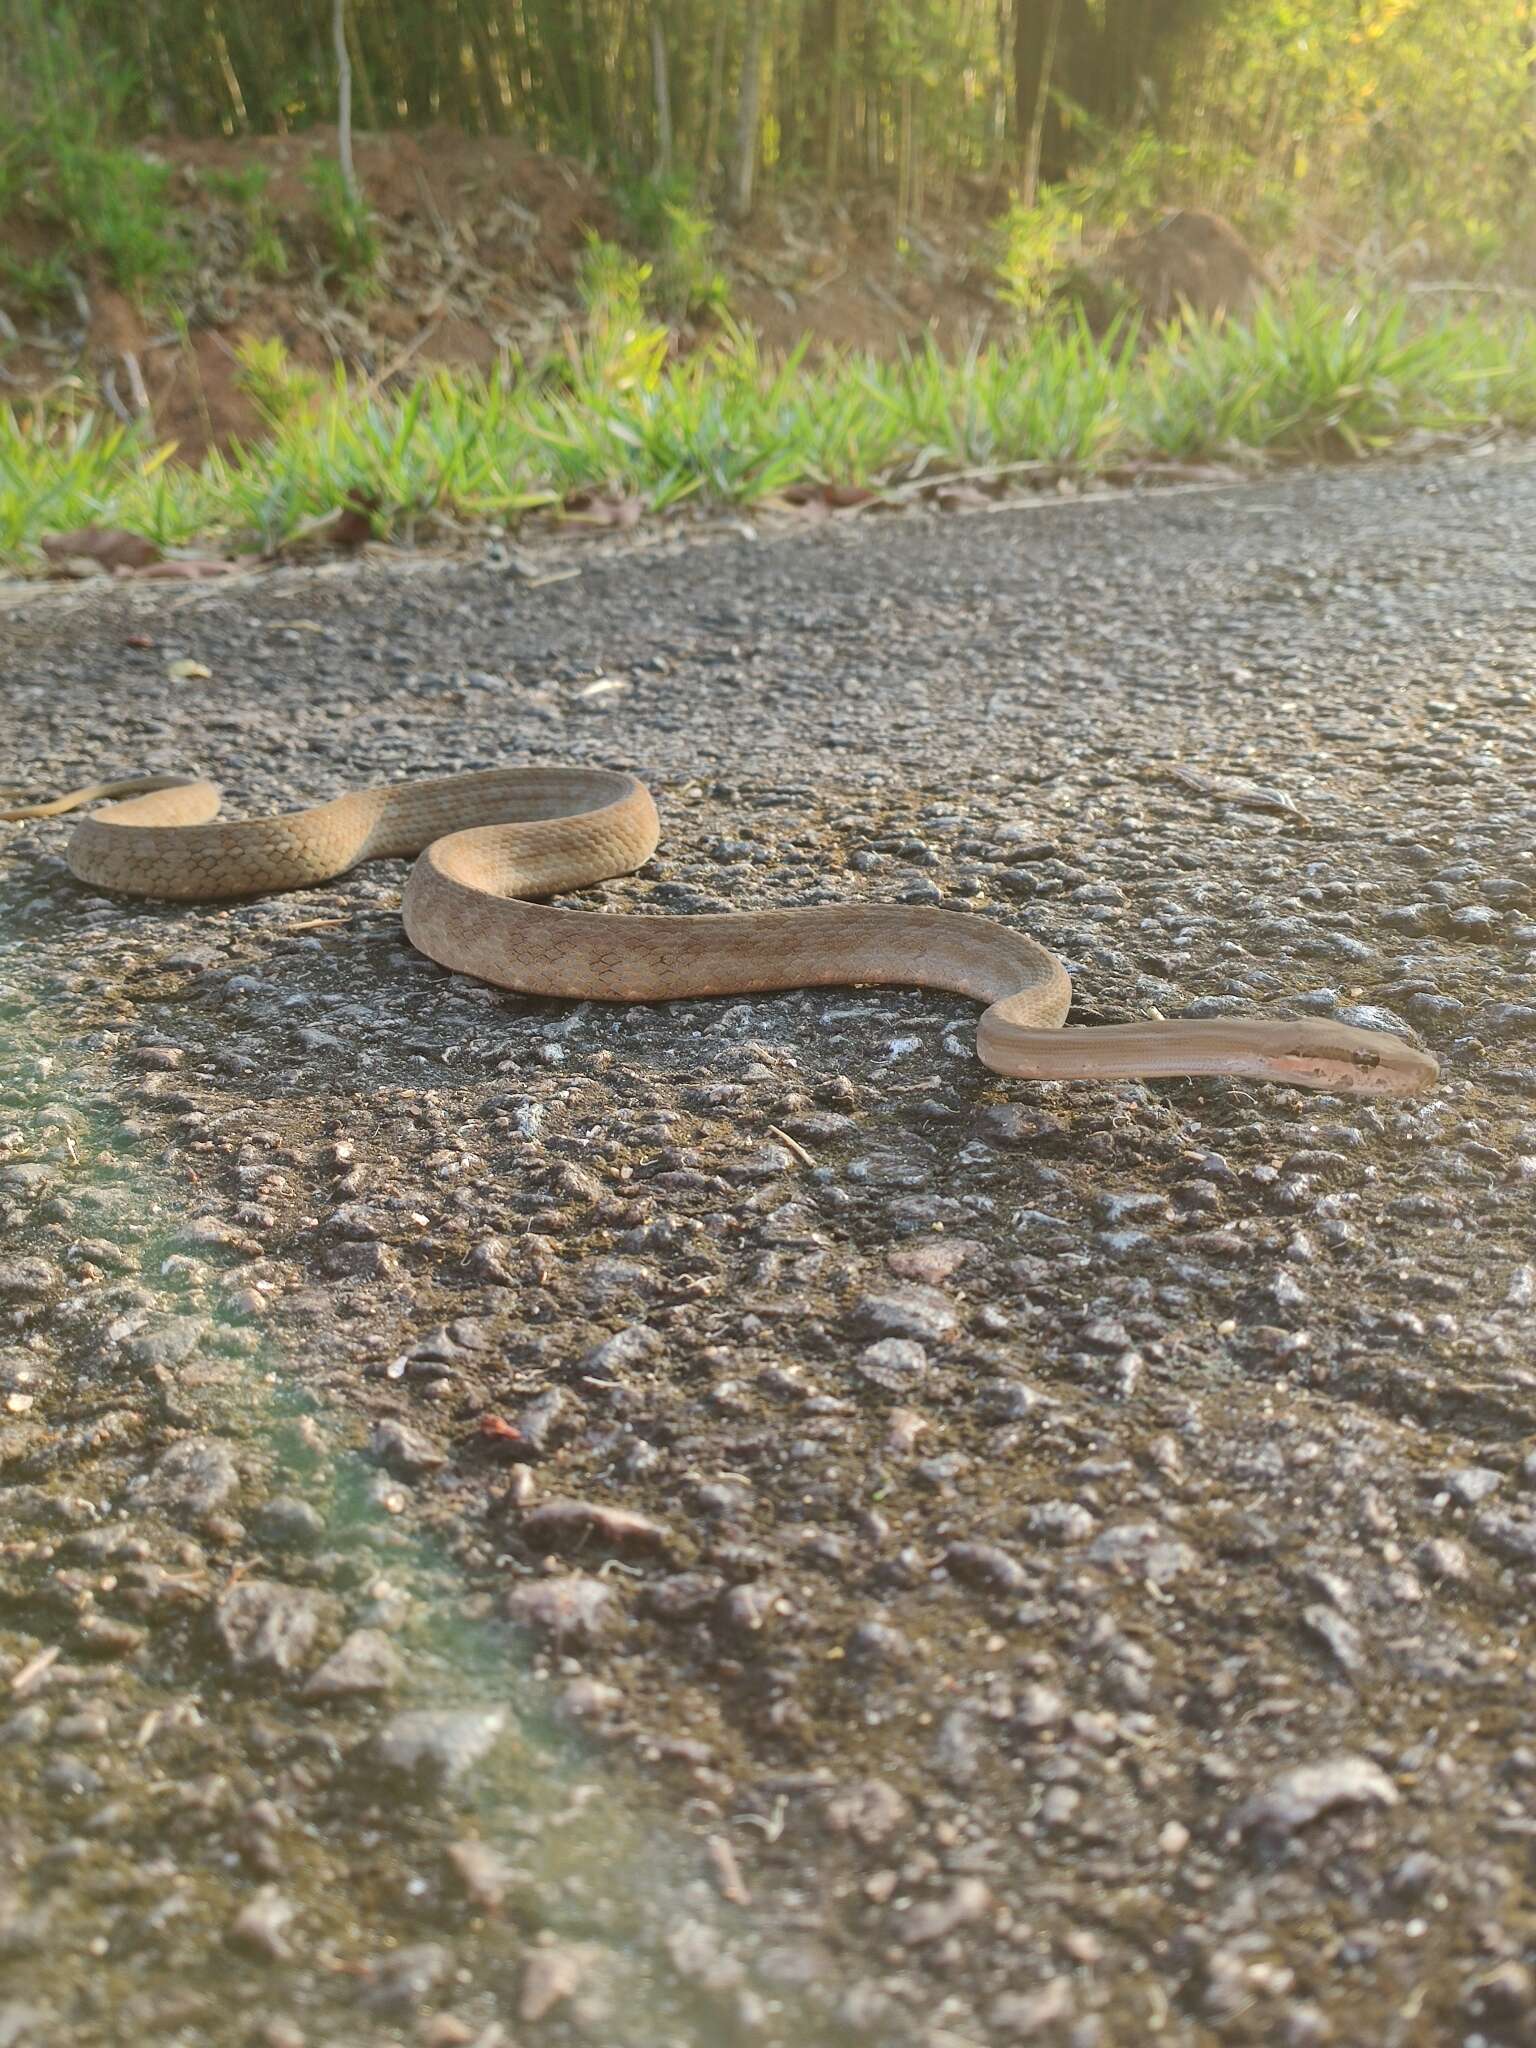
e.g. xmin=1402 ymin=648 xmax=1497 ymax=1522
xmin=1 ymin=128 xmax=1015 ymax=462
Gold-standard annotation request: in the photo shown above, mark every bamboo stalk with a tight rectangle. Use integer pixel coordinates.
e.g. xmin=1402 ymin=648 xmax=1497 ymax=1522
xmin=333 ymin=0 xmax=357 ymax=200
xmin=651 ymin=5 xmax=673 ymax=172
xmin=1022 ymin=0 xmax=1065 ymax=206
xmin=732 ymin=0 xmax=762 ymax=219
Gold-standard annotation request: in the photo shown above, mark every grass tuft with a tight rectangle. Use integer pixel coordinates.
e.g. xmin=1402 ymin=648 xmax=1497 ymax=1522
xmin=2 ymin=286 xmax=1531 ymax=565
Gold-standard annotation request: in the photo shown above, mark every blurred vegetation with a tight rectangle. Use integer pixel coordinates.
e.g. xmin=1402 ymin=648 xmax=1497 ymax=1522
xmin=2 ymin=0 xmax=1533 ymax=556
xmin=0 ymin=0 xmax=1532 ymax=280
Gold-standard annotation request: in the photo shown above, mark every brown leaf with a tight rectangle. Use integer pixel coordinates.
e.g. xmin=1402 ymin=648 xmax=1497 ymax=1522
xmin=819 ymin=481 xmax=880 ymax=509
xmin=562 ymin=489 xmax=643 ymax=530
xmin=263 ymin=495 xmax=383 ymax=561
xmin=778 ymin=481 xmax=880 ymax=514
xmin=39 ymin=526 xmax=162 ymax=572
xmin=324 ymin=497 xmax=380 ymax=549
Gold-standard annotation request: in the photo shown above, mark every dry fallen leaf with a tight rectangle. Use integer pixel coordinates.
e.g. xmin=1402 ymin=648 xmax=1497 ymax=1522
xmin=167 ymin=659 xmax=212 ymax=682
xmin=39 ymin=526 xmax=161 ymax=573
xmin=561 ymin=488 xmax=643 ymax=529
xmin=265 ymin=496 xmax=382 ymax=560
xmin=787 ymin=481 xmax=881 ymax=512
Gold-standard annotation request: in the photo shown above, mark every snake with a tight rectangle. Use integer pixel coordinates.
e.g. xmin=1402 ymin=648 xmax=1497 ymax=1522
xmin=1 ymin=766 xmax=1438 ymax=1095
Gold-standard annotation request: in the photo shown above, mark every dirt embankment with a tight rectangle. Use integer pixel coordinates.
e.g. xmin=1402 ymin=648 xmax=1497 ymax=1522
xmin=2 ymin=126 xmax=1267 ymax=462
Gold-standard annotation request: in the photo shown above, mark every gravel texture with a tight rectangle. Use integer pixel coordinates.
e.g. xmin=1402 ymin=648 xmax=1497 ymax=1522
xmin=2 ymin=454 xmax=1535 ymax=2048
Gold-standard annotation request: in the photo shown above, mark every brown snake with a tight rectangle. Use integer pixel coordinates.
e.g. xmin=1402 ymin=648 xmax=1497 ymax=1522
xmin=1 ymin=767 xmax=1438 ymax=1095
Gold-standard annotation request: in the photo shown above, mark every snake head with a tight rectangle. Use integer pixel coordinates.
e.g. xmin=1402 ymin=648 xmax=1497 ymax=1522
xmin=1268 ymin=1020 xmax=1439 ymax=1097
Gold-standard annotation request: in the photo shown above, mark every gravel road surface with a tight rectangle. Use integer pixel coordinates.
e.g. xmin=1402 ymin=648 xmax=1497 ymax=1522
xmin=2 ymin=454 xmax=1535 ymax=2048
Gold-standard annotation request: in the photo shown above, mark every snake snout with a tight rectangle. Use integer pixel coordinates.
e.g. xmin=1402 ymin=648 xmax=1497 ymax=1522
xmin=1282 ymin=1020 xmax=1439 ymax=1096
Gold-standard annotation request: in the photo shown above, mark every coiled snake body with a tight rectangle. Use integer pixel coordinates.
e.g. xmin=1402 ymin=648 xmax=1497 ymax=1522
xmin=2 ymin=767 xmax=1438 ymax=1095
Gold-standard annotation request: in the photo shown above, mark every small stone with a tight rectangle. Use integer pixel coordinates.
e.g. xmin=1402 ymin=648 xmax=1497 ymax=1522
xmin=322 ymin=1241 xmax=399 ymax=1281
xmin=520 ymin=1943 xmax=586 ymax=2023
xmin=932 ymin=1707 xmax=984 ymax=1787
xmin=120 ymin=1317 xmax=206 ymax=1369
xmin=846 ymin=1618 xmax=911 ymax=1664
xmin=886 ymin=1239 xmax=980 ymax=1283
xmin=250 ymin=1495 xmax=326 ymax=1550
xmin=898 ymin=1876 xmax=991 ymax=1946
xmin=824 ymin=1779 xmax=909 ymax=1846
xmin=520 ymin=1497 xmax=672 ymax=1557
xmin=302 ymin=1629 xmax=405 ymax=1700
xmin=1472 ymin=1508 xmax=1536 ymax=1564
xmin=0 ymin=1258 xmax=61 ymax=1301
xmin=504 ymin=1574 xmax=617 ymax=1645
xmin=1440 ymin=1466 xmax=1503 ymax=1507
xmin=214 ymin=1580 xmax=331 ymax=1677
xmin=578 ymin=1324 xmax=665 ymax=1376
xmin=74 ymin=1614 xmax=147 ymax=1659
xmin=1014 ymin=1684 xmax=1068 ymax=1734
xmin=716 ymin=1582 xmax=780 ymax=1639
xmin=1414 ymin=1537 xmax=1470 ymax=1582
xmin=988 ymin=1979 xmax=1076 ymax=2036
xmin=369 ymin=1418 xmax=447 ymax=1478
xmin=514 ymin=1388 xmax=569 ymax=1454
xmin=363 ymin=1942 xmax=450 ymax=2013
xmin=374 ymin=1707 xmax=507 ymax=1788
xmin=446 ymin=1839 xmax=518 ymax=1911
xmin=227 ymin=1887 xmax=296 ymax=1961
xmin=847 ymin=1285 xmax=958 ymax=1345
xmin=1236 ymin=1755 xmax=1399 ymax=1836
xmin=1300 ymin=1605 xmax=1365 ymax=1674
xmin=853 ymin=1338 xmax=930 ymax=1389
xmin=945 ymin=1541 xmax=1032 ymax=1596
xmin=141 ymin=1436 xmax=240 ymax=1519
xmin=1086 ymin=1522 xmax=1195 ymax=1583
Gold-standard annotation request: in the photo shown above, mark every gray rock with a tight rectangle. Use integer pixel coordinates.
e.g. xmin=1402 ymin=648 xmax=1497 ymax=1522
xmin=141 ymin=1436 xmax=240 ymax=1519
xmin=853 ymin=1337 xmax=930 ymax=1389
xmin=369 ymin=1418 xmax=447 ymax=1478
xmin=373 ymin=1707 xmax=507 ymax=1787
xmin=363 ymin=1941 xmax=451 ymax=2012
xmin=119 ymin=1317 xmax=207 ymax=1369
xmin=214 ymin=1579 xmax=331 ymax=1677
xmin=250 ymin=1494 xmax=326 ymax=1549
xmin=302 ymin=1628 xmax=406 ymax=1700
xmin=504 ymin=1574 xmax=617 ymax=1644
xmin=847 ymin=1285 xmax=958 ymax=1345
xmin=1236 ymin=1756 xmax=1399 ymax=1836
xmin=0 ymin=1258 xmax=61 ymax=1300
xmin=227 ymin=1887 xmax=296 ymax=1961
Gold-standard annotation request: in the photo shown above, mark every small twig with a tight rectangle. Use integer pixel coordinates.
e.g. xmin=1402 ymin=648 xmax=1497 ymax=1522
xmin=1402 ymin=280 xmax=1536 ymax=301
xmin=121 ymin=350 xmax=151 ymax=418
xmin=58 ymin=265 xmax=91 ymax=329
xmin=882 ymin=455 xmax=1064 ymax=501
xmin=99 ymin=364 xmax=133 ymax=427
xmin=10 ymin=1645 xmax=61 ymax=1696
xmin=765 ymin=1123 xmax=815 ymax=1167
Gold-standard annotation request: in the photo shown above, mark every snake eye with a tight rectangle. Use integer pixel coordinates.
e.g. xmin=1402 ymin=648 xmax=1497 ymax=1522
xmin=1352 ymin=1050 xmax=1382 ymax=1071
